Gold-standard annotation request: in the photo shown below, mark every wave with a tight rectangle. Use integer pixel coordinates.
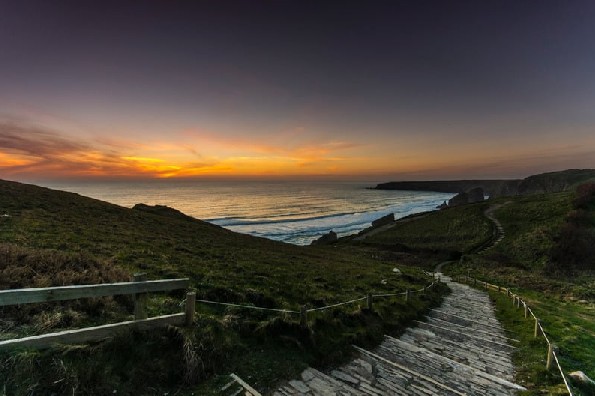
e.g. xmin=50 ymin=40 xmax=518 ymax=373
xmin=209 ymin=210 xmax=365 ymax=227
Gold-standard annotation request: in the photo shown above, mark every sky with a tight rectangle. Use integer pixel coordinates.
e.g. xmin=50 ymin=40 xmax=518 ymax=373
xmin=1 ymin=0 xmax=595 ymax=182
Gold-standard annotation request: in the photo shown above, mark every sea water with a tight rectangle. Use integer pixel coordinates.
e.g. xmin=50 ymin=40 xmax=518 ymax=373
xmin=39 ymin=180 xmax=454 ymax=245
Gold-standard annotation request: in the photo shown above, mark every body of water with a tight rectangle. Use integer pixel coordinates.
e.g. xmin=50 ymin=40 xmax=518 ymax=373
xmin=40 ymin=180 xmax=454 ymax=245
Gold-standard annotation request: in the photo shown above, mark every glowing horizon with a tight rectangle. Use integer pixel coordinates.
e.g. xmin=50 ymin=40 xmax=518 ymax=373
xmin=2 ymin=2 xmax=595 ymax=182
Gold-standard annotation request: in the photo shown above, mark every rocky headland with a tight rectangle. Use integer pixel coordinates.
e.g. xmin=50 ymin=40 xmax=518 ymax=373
xmin=373 ymin=169 xmax=595 ymax=198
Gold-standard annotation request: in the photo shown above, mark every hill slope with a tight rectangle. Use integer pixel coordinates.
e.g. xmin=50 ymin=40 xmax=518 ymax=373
xmin=0 ymin=179 xmax=445 ymax=395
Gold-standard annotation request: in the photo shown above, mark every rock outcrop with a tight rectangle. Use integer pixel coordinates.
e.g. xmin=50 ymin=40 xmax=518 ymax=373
xmin=371 ymin=213 xmax=395 ymax=228
xmin=373 ymin=169 xmax=595 ymax=197
xmin=446 ymin=187 xmax=485 ymax=207
xmin=311 ymin=230 xmax=338 ymax=245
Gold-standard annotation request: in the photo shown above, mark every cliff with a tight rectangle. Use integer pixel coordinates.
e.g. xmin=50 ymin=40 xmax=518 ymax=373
xmin=373 ymin=169 xmax=595 ymax=197
xmin=373 ymin=180 xmax=519 ymax=197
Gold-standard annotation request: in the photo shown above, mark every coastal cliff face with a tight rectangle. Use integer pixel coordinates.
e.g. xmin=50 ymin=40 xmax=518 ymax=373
xmin=373 ymin=180 xmax=518 ymax=196
xmin=374 ymin=169 xmax=595 ymax=197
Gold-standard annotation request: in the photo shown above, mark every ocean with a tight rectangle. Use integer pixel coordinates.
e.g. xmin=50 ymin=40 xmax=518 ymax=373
xmin=39 ymin=180 xmax=454 ymax=245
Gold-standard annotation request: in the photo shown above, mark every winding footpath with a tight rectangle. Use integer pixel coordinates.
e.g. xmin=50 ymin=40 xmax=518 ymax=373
xmin=272 ymin=204 xmax=524 ymax=395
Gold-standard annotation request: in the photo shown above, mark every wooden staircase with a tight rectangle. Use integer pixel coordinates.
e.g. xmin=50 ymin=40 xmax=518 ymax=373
xmin=273 ymin=274 xmax=525 ymax=395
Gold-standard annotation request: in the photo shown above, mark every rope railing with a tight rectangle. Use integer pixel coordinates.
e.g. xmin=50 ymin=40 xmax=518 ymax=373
xmin=195 ymin=278 xmax=440 ymax=328
xmin=195 ymin=299 xmax=300 ymax=314
xmin=306 ymin=296 xmax=367 ymax=313
xmin=457 ymin=274 xmax=574 ymax=396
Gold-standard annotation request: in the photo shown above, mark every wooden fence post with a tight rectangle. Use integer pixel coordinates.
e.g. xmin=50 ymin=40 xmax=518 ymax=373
xmin=300 ymin=305 xmax=308 ymax=328
xmin=185 ymin=292 xmax=196 ymax=326
xmin=534 ymin=318 xmax=540 ymax=338
xmin=546 ymin=343 xmax=555 ymax=370
xmin=367 ymin=293 xmax=373 ymax=311
xmin=133 ymin=273 xmax=148 ymax=320
xmin=512 ymin=294 xmax=516 ymax=306
xmin=516 ymin=297 xmax=521 ymax=309
xmin=405 ymin=289 xmax=410 ymax=302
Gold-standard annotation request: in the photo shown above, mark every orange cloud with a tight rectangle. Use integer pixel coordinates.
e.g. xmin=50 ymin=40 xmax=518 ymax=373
xmin=0 ymin=121 xmax=370 ymax=180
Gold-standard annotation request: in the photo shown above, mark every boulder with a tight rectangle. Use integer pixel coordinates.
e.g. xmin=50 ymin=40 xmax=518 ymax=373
xmin=467 ymin=187 xmax=485 ymax=203
xmin=569 ymin=371 xmax=595 ymax=386
xmin=311 ymin=230 xmax=338 ymax=245
xmin=447 ymin=187 xmax=485 ymax=207
xmin=372 ymin=213 xmax=394 ymax=228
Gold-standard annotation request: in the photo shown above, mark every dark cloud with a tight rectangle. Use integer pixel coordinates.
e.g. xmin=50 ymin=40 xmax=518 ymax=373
xmin=0 ymin=122 xmax=89 ymax=157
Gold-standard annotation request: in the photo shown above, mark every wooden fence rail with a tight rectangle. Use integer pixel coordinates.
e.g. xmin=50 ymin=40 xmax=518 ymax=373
xmin=0 ymin=273 xmax=195 ymax=350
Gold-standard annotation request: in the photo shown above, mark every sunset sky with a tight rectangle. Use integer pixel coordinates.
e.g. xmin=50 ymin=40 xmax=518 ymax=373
xmin=1 ymin=1 xmax=595 ymax=181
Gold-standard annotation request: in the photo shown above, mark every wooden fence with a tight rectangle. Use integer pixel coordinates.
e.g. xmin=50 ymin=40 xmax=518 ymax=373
xmin=454 ymin=273 xmax=574 ymax=396
xmin=0 ymin=273 xmax=195 ymax=350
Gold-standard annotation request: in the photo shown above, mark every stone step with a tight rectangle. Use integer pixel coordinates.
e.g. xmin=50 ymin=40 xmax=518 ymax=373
xmin=380 ymin=336 xmax=524 ymax=392
xmin=429 ymin=309 xmax=510 ymax=333
xmin=424 ymin=316 xmax=519 ymax=344
xmin=400 ymin=327 xmax=516 ymax=377
xmin=371 ymin=343 xmax=511 ymax=395
xmin=400 ymin=329 xmax=513 ymax=364
xmin=354 ymin=345 xmax=467 ymax=396
xmin=412 ymin=320 xmax=516 ymax=353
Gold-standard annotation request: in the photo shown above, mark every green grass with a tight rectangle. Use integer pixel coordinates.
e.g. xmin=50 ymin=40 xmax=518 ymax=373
xmin=485 ymin=286 xmax=594 ymax=395
xmin=0 ymin=179 xmax=448 ymax=394
xmin=443 ymin=190 xmax=594 ymax=394
xmin=490 ymin=192 xmax=573 ymax=270
xmin=488 ymin=289 xmax=576 ymax=395
xmin=360 ymin=202 xmax=493 ymax=254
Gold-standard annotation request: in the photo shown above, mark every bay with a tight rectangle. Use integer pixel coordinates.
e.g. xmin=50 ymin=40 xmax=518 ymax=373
xmin=39 ymin=180 xmax=454 ymax=245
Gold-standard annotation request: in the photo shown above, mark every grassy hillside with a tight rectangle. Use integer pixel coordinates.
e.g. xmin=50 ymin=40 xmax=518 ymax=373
xmin=354 ymin=202 xmax=493 ymax=257
xmin=0 ymin=180 xmax=446 ymax=395
xmin=345 ymin=186 xmax=594 ymax=393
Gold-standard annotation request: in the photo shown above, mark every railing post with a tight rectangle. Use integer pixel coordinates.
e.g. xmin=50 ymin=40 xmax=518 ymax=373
xmin=185 ymin=292 xmax=196 ymax=326
xmin=497 ymin=285 xmax=501 ymax=292
xmin=546 ymin=343 xmax=555 ymax=370
xmin=512 ymin=294 xmax=516 ymax=306
xmin=524 ymin=302 xmax=528 ymax=318
xmin=133 ymin=273 xmax=148 ymax=320
xmin=473 ymin=278 xmax=476 ymax=286
xmin=300 ymin=305 xmax=308 ymax=328
xmin=367 ymin=293 xmax=373 ymax=311
xmin=484 ymin=281 xmax=488 ymax=290
xmin=516 ymin=296 xmax=521 ymax=308
xmin=534 ymin=318 xmax=540 ymax=338
xmin=405 ymin=289 xmax=410 ymax=302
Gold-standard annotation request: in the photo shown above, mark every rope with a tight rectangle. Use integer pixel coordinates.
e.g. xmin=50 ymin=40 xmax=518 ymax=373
xmin=307 ymin=296 xmax=367 ymax=312
xmin=372 ymin=292 xmax=405 ymax=298
xmin=552 ymin=350 xmax=574 ymax=396
xmin=196 ymin=299 xmax=299 ymax=314
xmin=460 ymin=274 xmax=574 ymax=396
